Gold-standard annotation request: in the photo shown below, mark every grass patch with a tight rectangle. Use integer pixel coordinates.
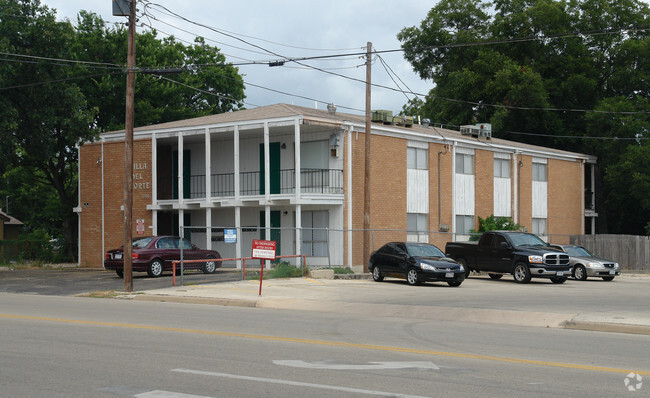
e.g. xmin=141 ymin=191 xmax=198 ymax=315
xmin=245 ymin=262 xmax=308 ymax=280
xmin=333 ymin=267 xmax=354 ymax=274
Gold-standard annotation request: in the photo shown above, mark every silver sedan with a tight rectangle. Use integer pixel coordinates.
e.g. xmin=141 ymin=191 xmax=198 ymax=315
xmin=552 ymin=244 xmax=620 ymax=281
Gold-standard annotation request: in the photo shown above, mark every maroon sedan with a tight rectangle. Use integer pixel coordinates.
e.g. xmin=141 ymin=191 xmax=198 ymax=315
xmin=104 ymin=236 xmax=222 ymax=278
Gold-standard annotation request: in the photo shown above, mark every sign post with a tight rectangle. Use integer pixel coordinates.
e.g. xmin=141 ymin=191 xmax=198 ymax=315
xmin=251 ymin=239 xmax=276 ymax=296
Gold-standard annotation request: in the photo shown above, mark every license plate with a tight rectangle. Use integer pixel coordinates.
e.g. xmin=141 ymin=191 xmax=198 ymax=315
xmin=609 ymin=270 xmax=615 ymax=275
xmin=556 ymin=271 xmax=564 ymax=276
xmin=115 ymin=253 xmax=122 ymax=260
xmin=445 ymin=272 xmax=454 ymax=278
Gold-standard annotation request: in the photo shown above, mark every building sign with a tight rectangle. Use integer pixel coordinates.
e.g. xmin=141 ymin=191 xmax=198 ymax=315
xmin=252 ymin=239 xmax=276 ymax=260
xmin=133 ymin=162 xmax=150 ymax=190
xmin=224 ymin=228 xmax=237 ymax=243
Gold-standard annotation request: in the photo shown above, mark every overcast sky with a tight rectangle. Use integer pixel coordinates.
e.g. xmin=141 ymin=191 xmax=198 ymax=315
xmin=38 ymin=0 xmax=434 ymax=117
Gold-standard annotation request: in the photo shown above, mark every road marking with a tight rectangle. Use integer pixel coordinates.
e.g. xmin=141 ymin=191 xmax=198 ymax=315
xmin=172 ymin=369 xmax=430 ymax=398
xmin=2 ymin=313 xmax=648 ymax=376
xmin=135 ymin=391 xmax=213 ymax=398
xmin=273 ymin=360 xmax=439 ymax=370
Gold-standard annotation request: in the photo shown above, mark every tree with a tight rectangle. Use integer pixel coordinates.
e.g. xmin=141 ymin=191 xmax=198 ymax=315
xmin=399 ymin=0 xmax=650 ymax=234
xmin=0 ymin=0 xmax=246 ymax=260
xmin=469 ymin=215 xmax=523 ymax=241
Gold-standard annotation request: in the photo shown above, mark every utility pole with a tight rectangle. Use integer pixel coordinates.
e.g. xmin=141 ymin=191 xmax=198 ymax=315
xmin=123 ymin=0 xmax=136 ymax=292
xmin=363 ymin=42 xmax=372 ymax=273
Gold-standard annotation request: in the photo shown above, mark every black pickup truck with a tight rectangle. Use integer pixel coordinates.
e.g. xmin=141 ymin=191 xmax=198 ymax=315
xmin=445 ymin=231 xmax=571 ymax=284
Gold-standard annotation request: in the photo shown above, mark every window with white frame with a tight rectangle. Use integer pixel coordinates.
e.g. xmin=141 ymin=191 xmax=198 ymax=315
xmin=407 ymin=213 xmax=428 ymax=234
xmin=455 ymin=153 xmax=474 ymax=175
xmin=456 ymin=215 xmax=475 ymax=235
xmin=532 ymin=218 xmax=547 ymax=236
xmin=302 ymin=210 xmax=328 ymax=256
xmin=494 ymin=158 xmax=510 ymax=178
xmin=407 ymin=213 xmax=429 ymax=242
xmin=532 ymin=162 xmax=547 ymax=181
xmin=407 ymin=147 xmax=428 ymax=170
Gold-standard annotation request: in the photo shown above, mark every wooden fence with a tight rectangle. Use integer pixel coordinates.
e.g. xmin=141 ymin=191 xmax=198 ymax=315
xmin=570 ymin=234 xmax=650 ymax=271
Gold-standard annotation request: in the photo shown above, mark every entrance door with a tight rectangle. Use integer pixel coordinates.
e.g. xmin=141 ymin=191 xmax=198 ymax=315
xmin=260 ymin=143 xmax=281 ymax=194
xmin=260 ymin=210 xmax=281 ymax=257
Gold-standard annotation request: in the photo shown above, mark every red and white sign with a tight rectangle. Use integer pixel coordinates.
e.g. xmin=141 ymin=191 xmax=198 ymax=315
xmin=136 ymin=219 xmax=145 ymax=235
xmin=252 ymin=239 xmax=277 ymax=260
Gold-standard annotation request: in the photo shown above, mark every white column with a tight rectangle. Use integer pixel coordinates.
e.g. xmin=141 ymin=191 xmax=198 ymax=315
xmin=295 ymin=204 xmax=302 ymax=262
xmin=205 ymin=127 xmax=211 ymax=201
xmin=513 ymin=151 xmax=520 ymax=225
xmin=451 ymin=143 xmax=457 ymax=239
xmin=234 ymin=126 xmax=240 ymax=199
xmin=263 ymin=122 xmax=270 ymax=200
xmin=206 ymin=208 xmax=212 ymax=250
xmin=346 ymin=126 xmax=352 ymax=268
xmin=177 ymin=133 xmax=184 ymax=205
xmin=265 ymin=204 xmax=271 ymax=269
xmin=151 ymin=134 xmax=157 ymax=236
xmin=235 ymin=206 xmax=242 ymax=269
xmin=294 ymin=118 xmax=301 ymax=197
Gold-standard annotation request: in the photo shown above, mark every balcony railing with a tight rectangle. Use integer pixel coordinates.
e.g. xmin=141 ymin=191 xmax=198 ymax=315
xmin=158 ymin=169 xmax=343 ymax=200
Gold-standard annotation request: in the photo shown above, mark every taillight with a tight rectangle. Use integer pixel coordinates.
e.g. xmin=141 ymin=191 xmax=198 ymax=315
xmin=105 ymin=253 xmax=110 ymax=260
xmin=132 ymin=252 xmax=139 ymax=259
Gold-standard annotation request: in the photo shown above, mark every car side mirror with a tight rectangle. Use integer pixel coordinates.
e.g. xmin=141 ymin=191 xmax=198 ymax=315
xmin=500 ymin=242 xmax=510 ymax=249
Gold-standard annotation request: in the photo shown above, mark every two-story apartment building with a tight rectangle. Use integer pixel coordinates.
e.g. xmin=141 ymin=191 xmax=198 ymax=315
xmin=76 ymin=103 xmax=597 ymax=270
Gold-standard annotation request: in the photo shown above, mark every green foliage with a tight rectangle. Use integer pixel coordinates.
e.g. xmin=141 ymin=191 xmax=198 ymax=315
xmin=399 ymin=0 xmax=650 ymax=234
xmin=0 ymin=1 xmax=246 ymax=261
xmin=333 ymin=267 xmax=354 ymax=274
xmin=246 ymin=262 xmax=307 ymax=280
xmin=469 ymin=215 xmax=522 ymax=241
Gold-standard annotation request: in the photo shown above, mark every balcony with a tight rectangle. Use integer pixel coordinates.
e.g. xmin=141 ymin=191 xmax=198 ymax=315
xmin=158 ymin=168 xmax=343 ymax=200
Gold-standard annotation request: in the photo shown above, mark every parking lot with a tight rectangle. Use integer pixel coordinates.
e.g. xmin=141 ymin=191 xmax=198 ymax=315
xmin=0 ymin=267 xmax=241 ymax=296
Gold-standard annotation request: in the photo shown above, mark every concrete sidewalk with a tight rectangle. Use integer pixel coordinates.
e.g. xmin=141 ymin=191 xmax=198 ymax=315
xmin=133 ymin=274 xmax=650 ymax=335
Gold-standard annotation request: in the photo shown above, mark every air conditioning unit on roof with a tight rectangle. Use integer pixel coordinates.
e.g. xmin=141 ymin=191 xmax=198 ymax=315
xmin=460 ymin=123 xmax=492 ymax=139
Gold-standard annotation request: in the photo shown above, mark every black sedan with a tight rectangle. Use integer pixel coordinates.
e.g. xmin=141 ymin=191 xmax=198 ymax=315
xmin=104 ymin=236 xmax=221 ymax=278
xmin=368 ymin=242 xmax=465 ymax=287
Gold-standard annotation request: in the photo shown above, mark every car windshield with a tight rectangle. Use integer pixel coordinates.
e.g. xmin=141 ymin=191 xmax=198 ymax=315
xmin=405 ymin=243 xmax=445 ymax=258
xmin=133 ymin=237 xmax=153 ymax=248
xmin=564 ymin=246 xmax=593 ymax=257
xmin=508 ymin=233 xmax=547 ymax=248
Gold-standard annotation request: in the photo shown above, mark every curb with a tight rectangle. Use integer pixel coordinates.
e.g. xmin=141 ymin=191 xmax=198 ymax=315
xmin=561 ymin=320 xmax=650 ymax=335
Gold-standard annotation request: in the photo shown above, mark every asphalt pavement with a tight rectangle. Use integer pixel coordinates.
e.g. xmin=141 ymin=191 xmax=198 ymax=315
xmin=2 ymin=266 xmax=649 ymax=335
xmin=133 ymin=272 xmax=650 ymax=336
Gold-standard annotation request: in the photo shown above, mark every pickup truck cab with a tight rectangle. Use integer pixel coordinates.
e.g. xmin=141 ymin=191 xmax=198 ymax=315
xmin=445 ymin=231 xmax=570 ymax=284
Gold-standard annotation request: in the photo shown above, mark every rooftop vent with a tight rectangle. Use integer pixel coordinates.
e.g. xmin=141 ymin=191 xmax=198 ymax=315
xmin=327 ymin=103 xmax=337 ymax=115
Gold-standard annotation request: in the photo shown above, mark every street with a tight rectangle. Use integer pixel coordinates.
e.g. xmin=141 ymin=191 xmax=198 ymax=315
xmin=1 ymin=291 xmax=648 ymax=397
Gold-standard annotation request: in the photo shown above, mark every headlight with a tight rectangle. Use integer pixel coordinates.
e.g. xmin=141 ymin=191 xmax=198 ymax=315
xmin=458 ymin=264 xmax=464 ymax=272
xmin=528 ymin=255 xmax=543 ymax=264
xmin=614 ymin=263 xmax=619 ymax=268
xmin=420 ymin=263 xmax=437 ymax=271
xmin=587 ymin=262 xmax=602 ymax=268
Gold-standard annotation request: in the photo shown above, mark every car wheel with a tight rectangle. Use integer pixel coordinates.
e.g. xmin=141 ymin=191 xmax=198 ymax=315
xmin=372 ymin=266 xmax=384 ymax=282
xmin=202 ymin=257 xmax=217 ymax=274
xmin=457 ymin=258 xmax=470 ymax=278
xmin=602 ymin=276 xmax=615 ymax=281
xmin=447 ymin=280 xmax=462 ymax=287
xmin=147 ymin=259 xmax=164 ymax=277
xmin=574 ymin=265 xmax=588 ymax=281
xmin=513 ymin=263 xmax=532 ymax=283
xmin=550 ymin=276 xmax=567 ymax=284
xmin=488 ymin=273 xmax=503 ymax=280
xmin=406 ymin=268 xmax=420 ymax=286
xmin=115 ymin=270 xmax=123 ymax=278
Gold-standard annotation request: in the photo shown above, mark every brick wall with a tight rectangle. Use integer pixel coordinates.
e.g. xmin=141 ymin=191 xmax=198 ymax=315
xmin=79 ymin=138 xmax=153 ymax=267
xmin=474 ymin=149 xmax=494 ymax=228
xmin=548 ymin=158 xmax=583 ymax=237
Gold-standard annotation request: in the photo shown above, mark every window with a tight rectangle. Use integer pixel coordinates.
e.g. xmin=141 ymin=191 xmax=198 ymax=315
xmin=456 ymin=215 xmax=474 ymax=235
xmin=407 ymin=213 xmax=428 ymax=234
xmin=494 ymin=158 xmax=510 ymax=178
xmin=532 ymin=218 xmax=547 ymax=235
xmin=532 ymin=163 xmax=547 ymax=181
xmin=407 ymin=147 xmax=428 ymax=170
xmin=302 ymin=210 xmax=328 ymax=256
xmin=456 ymin=153 xmax=474 ymax=175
